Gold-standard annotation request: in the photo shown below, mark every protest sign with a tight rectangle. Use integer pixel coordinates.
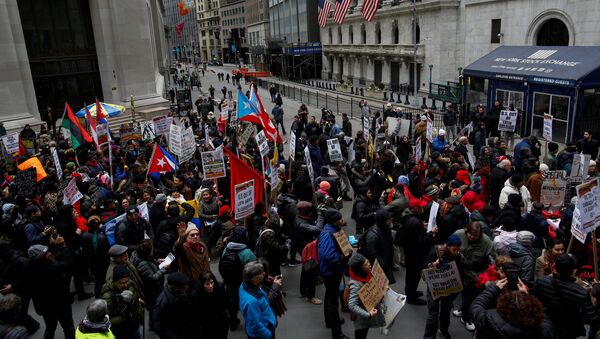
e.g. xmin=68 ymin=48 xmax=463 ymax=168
xmin=63 ymin=178 xmax=83 ymax=205
xmin=51 ymin=147 xmax=62 ymax=180
xmin=426 ymin=117 xmax=433 ymax=142
xmin=571 ymin=153 xmax=591 ymax=182
xmin=153 ymin=115 xmax=173 ymax=136
xmin=169 ymin=124 xmax=183 ymax=157
xmin=201 ymin=147 xmax=226 ymax=179
xmin=289 ymin=131 xmax=296 ymax=160
xmin=358 ymin=259 xmax=388 ymax=312
xmin=15 ymin=168 xmax=36 ymax=196
xmin=138 ymin=202 xmax=150 ymax=221
xmin=140 ymin=121 xmax=156 ymax=140
xmin=382 ymin=289 xmax=406 ymax=329
xmin=234 ymin=180 xmax=255 ymax=219
xmin=255 ymin=131 xmax=269 ymax=157
xmin=423 ymin=261 xmax=464 ymax=299
xmin=543 ymin=113 xmax=553 ymax=141
xmin=17 ymin=157 xmax=47 ymax=182
xmin=467 ymin=152 xmax=476 ymax=170
xmin=304 ymin=146 xmax=314 ymax=183
xmin=571 ymin=207 xmax=588 ymax=244
xmin=575 ymin=178 xmax=600 ymax=234
xmin=326 ymin=138 xmax=343 ymax=162
xmin=179 ymin=126 xmax=195 ymax=163
xmin=540 ymin=170 xmax=567 ymax=207
xmin=363 ymin=116 xmax=370 ymax=140
xmin=415 ymin=137 xmax=422 ymax=162
xmin=1 ymin=133 xmax=19 ymax=154
xmin=332 ymin=229 xmax=353 ymax=257
xmin=387 ymin=117 xmax=399 ymax=136
xmin=371 ymin=259 xmax=389 ymax=292
xmin=239 ymin=124 xmax=257 ymax=147
xmin=498 ymin=110 xmax=517 ymax=132
xmin=345 ymin=136 xmax=355 ymax=163
xmin=427 ymin=201 xmax=440 ymax=232
xmin=270 ymin=164 xmax=278 ymax=188
xmin=96 ymin=123 xmax=109 ymax=146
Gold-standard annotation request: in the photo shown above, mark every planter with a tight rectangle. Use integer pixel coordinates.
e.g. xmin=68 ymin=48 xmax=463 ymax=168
xmin=365 ymin=90 xmax=385 ymax=100
xmin=336 ymin=86 xmax=353 ymax=94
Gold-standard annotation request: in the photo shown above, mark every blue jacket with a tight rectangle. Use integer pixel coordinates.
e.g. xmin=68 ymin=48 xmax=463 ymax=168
xmin=317 ymin=224 xmax=346 ymax=277
xmin=239 ymin=283 xmax=276 ymax=339
xmin=308 ymin=144 xmax=324 ymax=175
xmin=432 ymin=136 xmax=448 ymax=152
xmin=513 ymin=140 xmax=531 ymax=170
xmin=24 ymin=220 xmax=48 ymax=246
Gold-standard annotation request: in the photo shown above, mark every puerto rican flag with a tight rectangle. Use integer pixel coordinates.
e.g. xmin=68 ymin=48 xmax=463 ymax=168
xmin=147 ymin=144 xmax=179 ymax=175
xmin=333 ymin=0 xmax=351 ymax=24
xmin=318 ymin=0 xmax=331 ymax=28
xmin=249 ymin=84 xmax=282 ymax=144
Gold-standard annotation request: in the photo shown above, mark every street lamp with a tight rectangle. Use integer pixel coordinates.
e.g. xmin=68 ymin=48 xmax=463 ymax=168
xmin=428 ymin=64 xmax=433 ymax=94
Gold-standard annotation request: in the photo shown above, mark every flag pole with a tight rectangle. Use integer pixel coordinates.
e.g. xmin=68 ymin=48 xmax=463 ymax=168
xmin=146 ymin=144 xmax=157 ymax=177
xmin=107 ymin=122 xmax=114 ymax=190
xmin=58 ymin=104 xmax=67 ymax=142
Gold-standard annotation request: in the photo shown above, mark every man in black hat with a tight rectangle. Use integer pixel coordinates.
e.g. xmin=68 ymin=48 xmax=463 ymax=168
xmin=115 ymin=207 xmax=154 ymax=254
xmin=533 ymin=254 xmax=600 ymax=339
xmin=102 ymin=265 xmax=144 ymax=339
xmin=317 ymin=210 xmax=351 ymax=339
xmin=359 ymin=208 xmax=395 ymax=284
xmin=105 ymin=244 xmax=145 ymax=300
xmin=152 ymin=272 xmax=193 ymax=338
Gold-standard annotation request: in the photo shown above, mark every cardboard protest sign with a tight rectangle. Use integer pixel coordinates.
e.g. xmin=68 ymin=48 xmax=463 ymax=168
xmin=179 ymin=126 xmax=195 ymax=163
xmin=543 ymin=113 xmax=553 ymax=141
xmin=423 ymin=261 xmax=464 ymax=299
xmin=571 ymin=207 xmax=588 ymax=244
xmin=1 ymin=133 xmax=19 ymax=154
xmin=96 ymin=123 xmax=109 ymax=146
xmin=345 ymin=136 xmax=355 ymax=163
xmin=358 ymin=259 xmax=389 ymax=312
xmin=201 ymin=147 xmax=226 ymax=179
xmin=141 ymin=121 xmax=156 ymax=140
xmin=15 ymin=168 xmax=36 ymax=196
xmin=63 ymin=178 xmax=83 ymax=205
xmin=575 ymin=178 xmax=600 ymax=234
xmin=239 ymin=124 xmax=257 ymax=147
xmin=332 ymin=229 xmax=353 ymax=257
xmin=326 ymin=138 xmax=343 ymax=162
xmin=571 ymin=153 xmax=591 ymax=182
xmin=382 ymin=289 xmax=406 ymax=329
xmin=169 ymin=124 xmax=183 ymax=157
xmin=426 ymin=117 xmax=433 ymax=142
xmin=234 ymin=180 xmax=255 ymax=220
xmin=17 ymin=157 xmax=47 ymax=182
xmin=289 ymin=131 xmax=296 ymax=161
xmin=427 ymin=201 xmax=440 ymax=232
xmin=498 ymin=110 xmax=517 ymax=132
xmin=51 ymin=147 xmax=62 ymax=180
xmin=255 ymin=131 xmax=269 ymax=158
xmin=540 ymin=170 xmax=567 ymax=207
xmin=153 ymin=115 xmax=173 ymax=136
xmin=304 ymin=146 xmax=314 ymax=182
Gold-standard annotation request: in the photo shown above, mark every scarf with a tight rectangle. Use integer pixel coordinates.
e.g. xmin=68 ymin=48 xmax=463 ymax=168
xmin=78 ymin=315 xmax=111 ymax=334
xmin=185 ymin=241 xmax=203 ymax=253
xmin=180 ymin=241 xmax=210 ymax=281
xmin=349 ymin=269 xmax=372 ymax=284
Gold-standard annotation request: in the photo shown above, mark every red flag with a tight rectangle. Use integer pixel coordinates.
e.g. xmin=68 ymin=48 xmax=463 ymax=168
xmin=224 ymin=147 xmax=264 ymax=220
xmin=178 ymin=1 xmax=191 ymax=16
xmin=175 ymin=22 xmax=185 ymax=38
xmin=95 ymin=98 xmax=108 ymax=123
xmin=85 ymin=104 xmax=98 ymax=147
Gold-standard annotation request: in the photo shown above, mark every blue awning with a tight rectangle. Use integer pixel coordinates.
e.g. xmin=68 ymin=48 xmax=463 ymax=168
xmin=464 ymin=46 xmax=600 ymax=88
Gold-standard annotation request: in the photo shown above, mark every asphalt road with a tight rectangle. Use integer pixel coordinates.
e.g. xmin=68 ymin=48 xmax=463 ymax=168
xmin=28 ymin=64 xmax=475 ymax=339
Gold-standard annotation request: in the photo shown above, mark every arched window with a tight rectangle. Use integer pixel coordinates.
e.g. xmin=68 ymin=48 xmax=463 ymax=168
xmin=413 ymin=24 xmax=421 ymax=44
xmin=375 ymin=23 xmax=381 ymax=44
xmin=536 ymin=18 xmax=569 ymax=46
xmin=393 ymin=21 xmax=399 ymax=44
xmin=338 ymin=27 xmax=343 ymax=44
xmin=349 ymin=25 xmax=354 ymax=44
xmin=328 ymin=28 xmax=333 ymax=44
xmin=361 ymin=24 xmax=366 ymax=44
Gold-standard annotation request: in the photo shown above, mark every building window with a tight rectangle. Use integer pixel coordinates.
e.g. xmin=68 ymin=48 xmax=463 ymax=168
xmin=338 ymin=27 xmax=342 ymax=44
xmin=361 ymin=24 xmax=366 ymax=44
xmin=491 ymin=19 xmax=501 ymax=43
xmin=329 ymin=28 xmax=333 ymax=44
xmin=536 ymin=18 xmax=569 ymax=46
xmin=349 ymin=25 xmax=353 ymax=44
xmin=393 ymin=21 xmax=399 ymax=44
xmin=375 ymin=23 xmax=381 ymax=44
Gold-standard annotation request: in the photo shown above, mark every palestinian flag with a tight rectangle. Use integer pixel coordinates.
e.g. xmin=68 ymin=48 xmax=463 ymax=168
xmin=61 ymin=102 xmax=92 ymax=149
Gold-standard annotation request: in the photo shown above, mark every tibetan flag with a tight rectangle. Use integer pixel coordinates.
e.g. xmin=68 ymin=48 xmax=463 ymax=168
xmin=61 ymin=102 xmax=93 ymax=149
xmin=147 ymin=144 xmax=179 ymax=175
xmin=85 ymin=103 xmax=99 ymax=147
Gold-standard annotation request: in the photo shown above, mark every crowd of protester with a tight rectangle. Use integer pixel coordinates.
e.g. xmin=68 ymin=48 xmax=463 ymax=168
xmin=0 ymin=66 xmax=600 ymax=339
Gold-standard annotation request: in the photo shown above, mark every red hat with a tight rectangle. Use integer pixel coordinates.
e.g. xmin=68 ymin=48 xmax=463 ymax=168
xmin=455 ymin=170 xmax=471 ymax=186
xmin=218 ymin=205 xmax=231 ymax=217
xmin=409 ymin=198 xmax=427 ymax=208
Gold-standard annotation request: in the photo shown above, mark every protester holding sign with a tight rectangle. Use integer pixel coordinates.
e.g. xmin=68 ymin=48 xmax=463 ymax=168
xmin=347 ymin=253 xmax=386 ymax=339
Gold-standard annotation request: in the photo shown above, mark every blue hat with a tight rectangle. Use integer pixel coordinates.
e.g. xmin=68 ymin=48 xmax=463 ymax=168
xmin=447 ymin=234 xmax=462 ymax=247
xmin=398 ymin=175 xmax=409 ymax=186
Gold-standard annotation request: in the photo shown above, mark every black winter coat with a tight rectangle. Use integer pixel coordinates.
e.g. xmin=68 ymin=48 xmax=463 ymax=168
xmin=30 ymin=247 xmax=74 ymax=315
xmin=471 ymin=285 xmax=554 ymax=339
xmin=154 ymin=218 xmax=180 ymax=259
xmin=351 ymin=195 xmax=377 ymax=233
xmin=489 ymin=167 xmax=511 ymax=208
xmin=291 ymin=216 xmax=320 ymax=251
xmin=361 ymin=223 xmax=395 ymax=284
xmin=439 ymin=205 xmax=469 ymax=244
xmin=534 ymin=274 xmax=600 ymax=338
xmin=152 ymin=288 xmax=193 ymax=339
xmin=131 ymin=251 xmax=166 ymax=308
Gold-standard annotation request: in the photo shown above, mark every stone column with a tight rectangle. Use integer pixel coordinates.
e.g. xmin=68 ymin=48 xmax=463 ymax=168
xmin=381 ymin=59 xmax=391 ymax=86
xmin=0 ymin=0 xmax=43 ymax=131
xmin=365 ymin=58 xmax=375 ymax=83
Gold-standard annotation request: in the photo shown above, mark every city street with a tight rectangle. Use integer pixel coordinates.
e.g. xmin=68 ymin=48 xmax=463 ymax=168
xmin=26 ymin=64 xmax=474 ymax=339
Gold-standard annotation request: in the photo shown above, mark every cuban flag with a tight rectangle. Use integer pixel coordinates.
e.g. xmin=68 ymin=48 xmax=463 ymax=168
xmin=147 ymin=144 xmax=179 ymax=176
xmin=236 ymin=90 xmax=262 ymax=125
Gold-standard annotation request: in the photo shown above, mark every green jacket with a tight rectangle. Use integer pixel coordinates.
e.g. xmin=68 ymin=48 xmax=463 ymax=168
xmin=543 ymin=152 xmax=558 ymax=171
xmin=454 ymin=229 xmax=495 ymax=286
xmin=101 ymin=282 xmax=144 ymax=329
xmin=384 ymin=193 xmax=409 ymax=228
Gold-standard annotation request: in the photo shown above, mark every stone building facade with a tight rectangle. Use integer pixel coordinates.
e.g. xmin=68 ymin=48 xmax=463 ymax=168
xmin=220 ymin=0 xmax=248 ymax=63
xmin=246 ymin=0 xmax=270 ymax=69
xmin=164 ymin=0 xmax=199 ymax=63
xmin=320 ymin=0 xmax=600 ymax=98
xmin=196 ymin=0 xmax=223 ymax=62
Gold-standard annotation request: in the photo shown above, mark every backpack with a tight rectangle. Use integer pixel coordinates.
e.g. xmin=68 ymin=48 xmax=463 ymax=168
xmin=255 ymin=229 xmax=275 ymax=258
xmin=301 ymin=240 xmax=318 ymax=272
xmin=218 ymin=249 xmax=243 ymax=282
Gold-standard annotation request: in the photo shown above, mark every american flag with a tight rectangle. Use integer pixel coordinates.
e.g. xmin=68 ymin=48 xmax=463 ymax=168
xmin=333 ymin=0 xmax=352 ymax=24
xmin=318 ymin=0 xmax=332 ymax=28
xmin=362 ymin=0 xmax=381 ymax=22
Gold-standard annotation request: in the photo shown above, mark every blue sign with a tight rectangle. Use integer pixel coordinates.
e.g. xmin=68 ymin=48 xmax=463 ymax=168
xmin=285 ymin=42 xmax=322 ymax=56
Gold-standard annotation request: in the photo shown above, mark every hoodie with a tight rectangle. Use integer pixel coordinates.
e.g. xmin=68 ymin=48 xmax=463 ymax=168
xmin=507 ymin=242 xmax=535 ymax=286
xmin=498 ymin=179 xmax=532 ymax=213
xmin=225 ymin=242 xmax=257 ymax=265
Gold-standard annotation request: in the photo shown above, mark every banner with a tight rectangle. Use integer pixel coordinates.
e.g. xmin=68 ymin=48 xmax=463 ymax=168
xmin=179 ymin=126 xmax=195 ymax=163
xmin=571 ymin=153 xmax=591 ymax=182
xmin=201 ymin=147 xmax=226 ymax=179
xmin=63 ymin=178 xmax=83 ymax=205
xmin=543 ymin=113 xmax=553 ymax=140
xmin=358 ymin=259 xmax=389 ymax=312
xmin=540 ymin=170 xmax=567 ymax=207
xmin=326 ymin=138 xmax=343 ymax=162
xmin=141 ymin=121 xmax=156 ymax=140
xmin=153 ymin=115 xmax=173 ymax=136
xmin=169 ymin=124 xmax=183 ymax=157
xmin=498 ymin=110 xmax=517 ymax=132
xmin=255 ymin=130 xmax=269 ymax=158
xmin=1 ymin=133 xmax=19 ymax=154
xmin=234 ymin=180 xmax=255 ymax=219
xmin=289 ymin=131 xmax=296 ymax=161
xmin=15 ymin=168 xmax=36 ymax=196
xmin=96 ymin=123 xmax=109 ymax=146
xmin=51 ymin=147 xmax=62 ymax=180
xmin=575 ymin=178 xmax=600 ymax=234
xmin=423 ymin=260 xmax=464 ymax=300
